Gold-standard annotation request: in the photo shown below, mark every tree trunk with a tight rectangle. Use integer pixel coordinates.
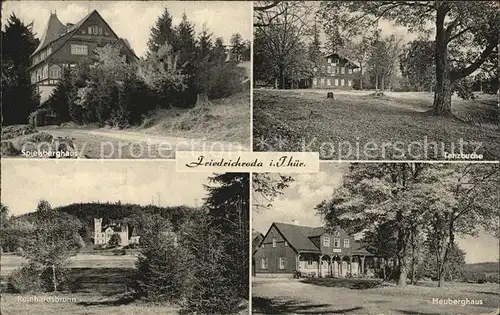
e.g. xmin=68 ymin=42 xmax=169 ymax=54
xmin=195 ymin=93 xmax=211 ymax=107
xmin=432 ymin=4 xmax=453 ymax=116
xmin=52 ymin=264 xmax=57 ymax=292
xmin=396 ymin=210 xmax=408 ymax=286
xmin=359 ymin=63 xmax=363 ymax=90
xmin=375 ymin=73 xmax=379 ymax=91
xmin=279 ymin=65 xmax=285 ymax=89
xmin=381 ymin=75 xmax=385 ymax=91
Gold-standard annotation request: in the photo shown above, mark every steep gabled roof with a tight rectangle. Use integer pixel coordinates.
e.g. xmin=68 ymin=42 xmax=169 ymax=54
xmin=30 ymin=10 xmax=134 ymax=67
xmin=273 ymin=222 xmax=321 ymax=252
xmin=32 ymin=12 xmax=67 ymax=56
xmin=324 ymin=52 xmax=360 ymax=69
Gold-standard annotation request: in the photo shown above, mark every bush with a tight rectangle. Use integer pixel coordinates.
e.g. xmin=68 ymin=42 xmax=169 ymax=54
xmin=8 ymin=263 xmax=67 ymax=293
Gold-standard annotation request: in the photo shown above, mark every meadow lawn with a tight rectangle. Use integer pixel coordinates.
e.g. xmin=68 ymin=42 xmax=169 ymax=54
xmin=252 ymin=277 xmax=500 ymax=315
xmin=253 ymin=89 xmax=500 ymax=160
xmin=0 ymin=253 xmax=179 ymax=315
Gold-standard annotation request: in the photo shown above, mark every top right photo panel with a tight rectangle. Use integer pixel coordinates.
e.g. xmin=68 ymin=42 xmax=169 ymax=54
xmin=253 ymin=1 xmax=500 ymax=161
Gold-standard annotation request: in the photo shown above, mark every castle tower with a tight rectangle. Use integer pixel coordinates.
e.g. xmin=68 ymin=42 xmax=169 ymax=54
xmin=94 ymin=218 xmax=103 ymax=245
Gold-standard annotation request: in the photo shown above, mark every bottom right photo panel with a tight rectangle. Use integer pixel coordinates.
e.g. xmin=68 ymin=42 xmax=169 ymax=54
xmin=251 ymin=163 xmax=499 ymax=315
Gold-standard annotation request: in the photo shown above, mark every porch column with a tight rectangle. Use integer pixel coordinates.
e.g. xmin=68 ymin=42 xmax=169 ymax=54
xmin=330 ymin=256 xmax=334 ymax=277
xmin=296 ymin=254 xmax=301 ymax=272
xmin=318 ymin=254 xmax=323 ymax=277
xmin=360 ymin=256 xmax=365 ymax=277
xmin=349 ymin=255 xmax=353 ymax=276
xmin=339 ymin=256 xmax=343 ymax=277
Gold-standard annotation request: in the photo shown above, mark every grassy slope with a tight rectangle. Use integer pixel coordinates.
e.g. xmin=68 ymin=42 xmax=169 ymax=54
xmin=253 ymin=89 xmax=500 ymax=160
xmin=138 ymin=91 xmax=251 ymax=149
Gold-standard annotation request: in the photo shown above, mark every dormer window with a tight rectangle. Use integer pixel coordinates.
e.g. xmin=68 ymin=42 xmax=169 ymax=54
xmin=334 ymin=231 xmax=340 ymax=237
xmin=333 ymin=238 xmax=340 ymax=248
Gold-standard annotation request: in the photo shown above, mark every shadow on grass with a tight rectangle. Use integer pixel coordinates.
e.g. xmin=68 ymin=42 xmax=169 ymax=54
xmin=395 ymin=309 xmax=441 ymax=315
xmin=467 ymin=290 xmax=500 ymax=296
xmin=76 ymin=294 xmax=135 ymax=306
xmin=67 ymin=267 xmax=135 ymax=296
xmin=300 ymin=278 xmax=384 ymax=290
xmin=252 ymin=296 xmax=363 ymax=314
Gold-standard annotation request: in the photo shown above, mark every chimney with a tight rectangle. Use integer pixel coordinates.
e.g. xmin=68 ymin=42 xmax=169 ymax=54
xmin=292 ymin=220 xmax=300 ymax=225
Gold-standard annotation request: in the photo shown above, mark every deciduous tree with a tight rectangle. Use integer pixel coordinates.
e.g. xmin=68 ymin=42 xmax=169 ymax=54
xmin=318 ymin=1 xmax=500 ymax=116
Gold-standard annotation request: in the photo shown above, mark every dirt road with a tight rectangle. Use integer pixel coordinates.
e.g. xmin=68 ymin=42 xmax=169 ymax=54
xmin=39 ymin=127 xmax=247 ymax=159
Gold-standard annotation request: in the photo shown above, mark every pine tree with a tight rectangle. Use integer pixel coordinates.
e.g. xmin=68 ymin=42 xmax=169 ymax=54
xmin=147 ymin=8 xmax=176 ymax=54
xmin=45 ymin=69 xmax=74 ymax=123
xmin=203 ymin=173 xmax=249 ymax=299
xmin=308 ymin=21 xmax=323 ymax=67
xmin=197 ymin=24 xmax=213 ymax=59
xmin=1 ymin=13 xmax=40 ymax=125
xmin=175 ymin=13 xmax=198 ymax=106
xmin=230 ymin=33 xmax=245 ymax=62
xmin=133 ymin=215 xmax=192 ymax=302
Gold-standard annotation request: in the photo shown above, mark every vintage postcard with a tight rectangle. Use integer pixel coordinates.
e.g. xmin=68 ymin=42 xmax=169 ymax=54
xmin=252 ymin=163 xmax=499 ymax=314
xmin=0 ymin=160 xmax=250 ymax=314
xmin=1 ymin=1 xmax=251 ymax=159
xmin=253 ymin=1 xmax=500 ymax=161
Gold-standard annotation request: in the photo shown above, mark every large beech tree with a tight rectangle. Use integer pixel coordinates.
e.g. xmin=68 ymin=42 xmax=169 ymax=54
xmin=318 ymin=1 xmax=500 ymax=116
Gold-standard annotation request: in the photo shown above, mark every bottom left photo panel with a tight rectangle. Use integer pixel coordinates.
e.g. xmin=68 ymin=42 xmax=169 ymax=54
xmin=0 ymin=160 xmax=250 ymax=315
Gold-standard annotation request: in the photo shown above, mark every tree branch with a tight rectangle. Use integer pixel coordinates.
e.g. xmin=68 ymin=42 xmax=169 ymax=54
xmin=450 ymin=40 xmax=497 ymax=81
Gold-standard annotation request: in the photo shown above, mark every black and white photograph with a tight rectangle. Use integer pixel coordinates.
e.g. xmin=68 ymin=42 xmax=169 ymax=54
xmin=0 ymin=160 xmax=250 ymax=314
xmin=251 ymin=164 xmax=499 ymax=314
xmin=1 ymin=1 xmax=251 ymax=159
xmin=253 ymin=1 xmax=500 ymax=160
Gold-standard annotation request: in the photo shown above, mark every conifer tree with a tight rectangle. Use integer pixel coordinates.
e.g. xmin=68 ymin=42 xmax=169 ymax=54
xmin=1 ymin=13 xmax=40 ymax=125
xmin=147 ymin=8 xmax=176 ymax=54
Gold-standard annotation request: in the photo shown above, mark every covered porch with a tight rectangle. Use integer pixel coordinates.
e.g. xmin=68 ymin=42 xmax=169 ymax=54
xmin=295 ymin=251 xmax=379 ymax=278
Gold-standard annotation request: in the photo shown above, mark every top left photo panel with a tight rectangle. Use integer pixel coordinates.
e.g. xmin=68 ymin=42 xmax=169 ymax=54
xmin=1 ymin=1 xmax=252 ymax=159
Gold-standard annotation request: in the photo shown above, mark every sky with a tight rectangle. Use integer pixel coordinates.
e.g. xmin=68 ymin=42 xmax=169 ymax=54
xmin=1 ymin=160 xmax=210 ymax=215
xmin=253 ymin=163 xmax=500 ymax=264
xmin=2 ymin=1 xmax=252 ymax=57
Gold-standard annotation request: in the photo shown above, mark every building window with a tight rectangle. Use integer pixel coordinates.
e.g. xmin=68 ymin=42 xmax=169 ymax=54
xmin=327 ymin=65 xmax=332 ymax=73
xmin=82 ymin=29 xmax=86 ymax=34
xmin=272 ymin=238 xmax=276 ymax=248
xmin=348 ymin=80 xmax=352 ymax=87
xmin=340 ymin=79 xmax=345 ymax=86
xmin=98 ymin=27 xmax=103 ymax=35
xmin=284 ymin=241 xmax=288 ymax=247
xmin=326 ymin=79 xmax=331 ymax=86
xmin=71 ymin=44 xmax=88 ymax=55
xmin=327 ymin=58 xmax=331 ymax=63
xmin=323 ymin=237 xmax=330 ymax=247
xmin=307 ymin=259 xmax=313 ymax=266
xmin=334 ymin=79 xmax=339 ymax=86
xmin=334 ymin=231 xmax=340 ymax=237
xmin=312 ymin=78 xmax=317 ymax=86
xmin=93 ymin=25 xmax=99 ymax=35
xmin=320 ymin=78 xmax=325 ymax=86
xmin=344 ymin=239 xmax=350 ymax=248
xmin=340 ymin=67 xmax=345 ymax=74
xmin=348 ymin=68 xmax=353 ymax=74
xmin=334 ymin=238 xmax=340 ymax=247
xmin=279 ymin=257 xmax=286 ymax=270
xmin=261 ymin=258 xmax=268 ymax=269
xmin=88 ymin=26 xmax=92 ymax=34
